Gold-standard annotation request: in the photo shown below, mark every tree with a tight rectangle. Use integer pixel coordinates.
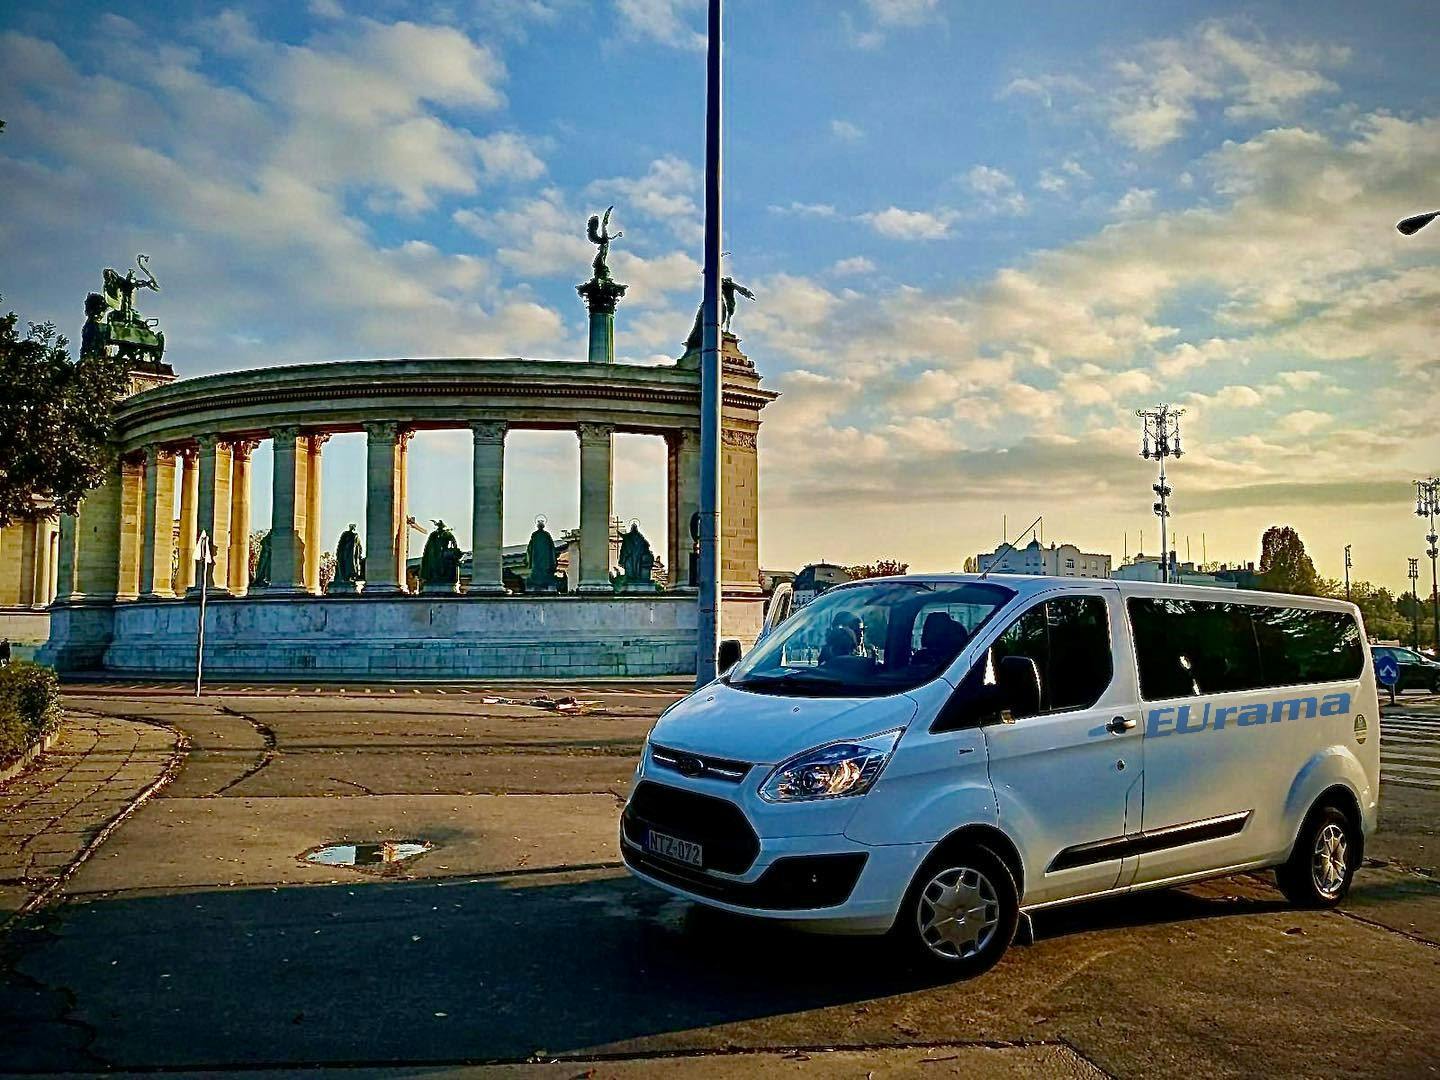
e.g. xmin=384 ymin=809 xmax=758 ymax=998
xmin=1257 ymin=526 xmax=1321 ymax=595
xmin=319 ymin=551 xmax=336 ymax=591
xmin=0 ymin=300 xmax=129 ymax=527
xmin=845 ymin=559 xmax=910 ymax=579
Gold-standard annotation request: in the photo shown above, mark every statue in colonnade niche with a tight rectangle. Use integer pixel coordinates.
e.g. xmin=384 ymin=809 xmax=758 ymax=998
xmin=251 ymin=529 xmax=272 ymax=588
xmin=617 ymin=521 xmax=657 ymax=592
xmin=419 ymin=520 xmax=462 ymax=593
xmin=329 ymin=523 xmax=364 ymax=593
xmin=526 ymin=516 xmax=561 ymax=593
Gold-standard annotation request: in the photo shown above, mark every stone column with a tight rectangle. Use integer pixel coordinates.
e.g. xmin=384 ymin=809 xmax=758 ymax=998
xmin=190 ymin=435 xmax=232 ymax=595
xmin=140 ymin=446 xmax=176 ymax=598
xmin=15 ymin=519 xmax=39 ymax=606
xmin=48 ymin=529 xmax=60 ymax=606
xmin=267 ymin=426 xmax=307 ymax=592
xmin=55 ymin=513 xmax=79 ymax=602
xmin=227 ymin=441 xmax=257 ymax=595
xmin=176 ymin=448 xmax=199 ymax=592
xmin=363 ymin=422 xmax=403 ymax=593
xmin=577 ymin=422 xmax=614 ymax=592
xmin=32 ymin=519 xmax=53 ymax=609
xmin=469 ymin=421 xmax=507 ymax=594
xmin=666 ymin=429 xmax=701 ymax=590
xmin=116 ymin=455 xmax=145 ymax=600
xmin=303 ymin=434 xmax=328 ymax=593
xmin=73 ymin=461 xmax=123 ymax=600
xmin=394 ymin=430 xmax=412 ymax=590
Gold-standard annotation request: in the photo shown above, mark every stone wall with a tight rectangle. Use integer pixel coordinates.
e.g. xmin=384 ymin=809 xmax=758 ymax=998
xmin=93 ymin=594 xmax=758 ymax=679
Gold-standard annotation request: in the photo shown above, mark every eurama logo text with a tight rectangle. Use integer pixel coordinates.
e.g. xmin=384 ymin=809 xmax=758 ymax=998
xmin=1147 ymin=693 xmax=1351 ymax=738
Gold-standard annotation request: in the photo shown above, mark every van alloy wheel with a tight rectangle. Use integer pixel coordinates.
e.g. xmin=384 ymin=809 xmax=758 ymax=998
xmin=1312 ymin=822 xmax=1349 ymax=899
xmin=916 ymin=866 xmax=1001 ymax=960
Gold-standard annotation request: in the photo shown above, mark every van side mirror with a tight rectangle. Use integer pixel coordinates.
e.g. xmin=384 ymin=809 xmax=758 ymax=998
xmin=717 ymin=638 xmax=743 ymax=675
xmin=993 ymin=655 xmax=1042 ymax=723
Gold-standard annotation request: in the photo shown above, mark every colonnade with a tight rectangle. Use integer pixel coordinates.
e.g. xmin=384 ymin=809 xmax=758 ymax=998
xmin=59 ymin=421 xmax=705 ymax=600
xmin=0 ymin=516 xmax=61 ymax=609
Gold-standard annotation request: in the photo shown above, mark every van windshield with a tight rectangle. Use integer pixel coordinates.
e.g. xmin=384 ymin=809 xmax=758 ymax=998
xmin=728 ymin=580 xmax=1015 ymax=698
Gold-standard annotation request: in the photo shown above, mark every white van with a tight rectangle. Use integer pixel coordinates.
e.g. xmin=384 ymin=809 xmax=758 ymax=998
xmin=622 ymin=575 xmax=1379 ymax=975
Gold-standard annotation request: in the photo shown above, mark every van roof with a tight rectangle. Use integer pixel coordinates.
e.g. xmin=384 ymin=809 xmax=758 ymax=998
xmin=836 ymin=572 xmax=1361 ymax=614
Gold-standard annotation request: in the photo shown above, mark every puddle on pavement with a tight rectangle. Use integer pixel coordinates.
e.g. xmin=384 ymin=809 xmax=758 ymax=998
xmin=301 ymin=840 xmax=433 ymax=872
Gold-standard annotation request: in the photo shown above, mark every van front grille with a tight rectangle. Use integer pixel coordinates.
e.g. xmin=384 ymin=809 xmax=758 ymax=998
xmin=621 ymin=781 xmax=760 ymax=875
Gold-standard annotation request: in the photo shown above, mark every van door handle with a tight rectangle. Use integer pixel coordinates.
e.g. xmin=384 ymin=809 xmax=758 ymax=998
xmin=1107 ymin=716 xmax=1138 ymax=734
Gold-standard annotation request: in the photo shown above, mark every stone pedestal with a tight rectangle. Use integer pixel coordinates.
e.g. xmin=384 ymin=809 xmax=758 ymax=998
xmin=326 ymin=580 xmax=363 ymax=595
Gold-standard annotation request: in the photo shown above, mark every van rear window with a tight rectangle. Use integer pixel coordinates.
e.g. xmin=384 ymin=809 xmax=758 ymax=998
xmin=1127 ymin=598 xmax=1363 ymax=701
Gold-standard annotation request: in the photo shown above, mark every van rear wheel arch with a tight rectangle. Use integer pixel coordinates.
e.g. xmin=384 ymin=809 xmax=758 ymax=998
xmin=1294 ymin=784 xmax=1363 ymax=865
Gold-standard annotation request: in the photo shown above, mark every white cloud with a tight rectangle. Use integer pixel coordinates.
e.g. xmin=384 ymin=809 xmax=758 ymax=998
xmin=1112 ymin=187 xmax=1156 ymax=216
xmin=865 ymin=0 xmax=940 ymax=26
xmin=830 ymin=118 xmax=865 ymax=142
xmin=1276 ymin=409 xmax=1334 ymax=436
xmin=964 ymin=165 xmax=1026 ymax=215
xmin=861 ymin=206 xmax=956 ymax=240
xmin=769 ymin=201 xmax=840 ymax=219
xmin=615 ymin=0 xmax=705 ymax=50
xmin=831 ymin=256 xmax=877 ymax=276
xmin=1008 ymin=19 xmax=1349 ymax=151
xmin=475 ymin=131 xmax=546 ymax=181
xmin=588 ymin=155 xmax=700 ymax=242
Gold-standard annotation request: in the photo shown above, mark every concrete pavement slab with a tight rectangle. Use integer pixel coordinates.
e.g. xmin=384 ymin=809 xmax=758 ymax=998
xmin=64 ymin=793 xmax=623 ymax=893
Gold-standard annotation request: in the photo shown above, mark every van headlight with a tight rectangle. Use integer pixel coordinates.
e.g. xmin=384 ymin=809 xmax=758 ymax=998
xmin=758 ymin=730 xmax=902 ymax=803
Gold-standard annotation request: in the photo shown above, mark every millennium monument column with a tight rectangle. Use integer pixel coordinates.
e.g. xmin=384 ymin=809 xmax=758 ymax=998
xmin=267 ymin=426 xmax=307 ymax=593
xmin=176 ymin=447 xmax=199 ymax=592
xmin=303 ymin=434 xmax=327 ymax=593
xmin=139 ymin=445 xmax=175 ymax=598
xmin=577 ymin=206 xmax=627 ymax=364
xmin=469 ymin=421 xmax=507 ymax=594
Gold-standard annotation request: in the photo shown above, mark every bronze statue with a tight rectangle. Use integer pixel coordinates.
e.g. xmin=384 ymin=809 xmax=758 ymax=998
xmin=335 ymin=524 xmax=364 ymax=584
xmin=526 ymin=517 xmax=560 ymax=591
xmin=684 ymin=277 xmax=756 ymax=351
xmin=252 ymin=530 xmax=272 ymax=587
xmin=618 ymin=522 xmax=656 ymax=590
xmin=587 ymin=206 xmax=622 ymax=280
xmin=82 ymin=254 xmax=166 ymax=367
xmin=418 ymin=520 xmax=461 ymax=591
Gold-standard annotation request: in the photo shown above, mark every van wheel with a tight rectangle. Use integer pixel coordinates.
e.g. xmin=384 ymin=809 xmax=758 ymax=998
xmin=893 ymin=844 xmax=1018 ymax=978
xmin=1277 ymin=806 xmax=1357 ymax=908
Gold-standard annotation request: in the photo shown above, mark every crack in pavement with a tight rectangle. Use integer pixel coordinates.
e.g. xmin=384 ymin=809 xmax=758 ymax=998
xmin=208 ymin=705 xmax=279 ymax=797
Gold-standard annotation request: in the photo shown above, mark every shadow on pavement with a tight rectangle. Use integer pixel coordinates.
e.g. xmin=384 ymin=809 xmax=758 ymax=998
xmin=0 ymin=868 xmax=1312 ymax=1071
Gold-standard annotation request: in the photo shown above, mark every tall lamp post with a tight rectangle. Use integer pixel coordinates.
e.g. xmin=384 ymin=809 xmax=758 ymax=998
xmin=1344 ymin=544 xmax=1352 ymax=603
xmin=694 ymin=0 xmax=724 ymax=685
xmin=1409 ymin=557 xmax=1422 ymax=650
xmin=1417 ymin=477 xmax=1440 ymax=654
xmin=1137 ymin=405 xmax=1185 ymax=584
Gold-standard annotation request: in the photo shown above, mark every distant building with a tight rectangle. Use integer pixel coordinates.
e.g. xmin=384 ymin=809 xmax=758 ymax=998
xmin=976 ymin=539 xmax=1112 ymax=579
xmin=792 ymin=562 xmax=852 ymax=607
xmin=1112 ymin=553 xmax=1239 ymax=588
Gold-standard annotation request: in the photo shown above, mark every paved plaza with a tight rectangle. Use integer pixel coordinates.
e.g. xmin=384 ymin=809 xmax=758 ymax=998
xmin=1 ymin=684 xmax=1437 ymax=1078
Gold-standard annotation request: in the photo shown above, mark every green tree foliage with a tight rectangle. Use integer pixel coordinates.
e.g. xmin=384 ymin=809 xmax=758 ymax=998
xmin=845 ymin=559 xmax=910 ymax=579
xmin=1257 ymin=525 xmax=1321 ymax=595
xmin=0 ymin=301 xmax=129 ymax=528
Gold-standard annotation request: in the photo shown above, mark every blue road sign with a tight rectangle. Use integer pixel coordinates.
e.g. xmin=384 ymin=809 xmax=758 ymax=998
xmin=1375 ymin=653 xmax=1400 ymax=687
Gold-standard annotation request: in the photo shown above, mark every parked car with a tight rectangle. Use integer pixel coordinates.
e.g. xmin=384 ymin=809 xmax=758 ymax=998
xmin=623 ymin=575 xmax=1378 ymax=977
xmin=1370 ymin=645 xmax=1440 ymax=693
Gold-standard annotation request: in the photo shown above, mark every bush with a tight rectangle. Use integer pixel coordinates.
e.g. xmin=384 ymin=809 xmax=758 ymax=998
xmin=0 ymin=661 xmax=62 ymax=765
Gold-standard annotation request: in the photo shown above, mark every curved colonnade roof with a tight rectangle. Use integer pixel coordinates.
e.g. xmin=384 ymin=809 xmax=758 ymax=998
xmin=112 ymin=356 xmax=778 ymax=451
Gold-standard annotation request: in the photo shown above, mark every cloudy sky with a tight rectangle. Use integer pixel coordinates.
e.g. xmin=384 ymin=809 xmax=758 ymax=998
xmin=1 ymin=0 xmax=1436 ymax=589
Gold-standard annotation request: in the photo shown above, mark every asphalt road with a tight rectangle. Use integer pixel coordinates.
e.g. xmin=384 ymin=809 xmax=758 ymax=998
xmin=2 ymin=683 xmax=1438 ymax=1078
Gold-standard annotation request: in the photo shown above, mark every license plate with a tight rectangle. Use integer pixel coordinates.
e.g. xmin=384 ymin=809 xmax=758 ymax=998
xmin=646 ymin=829 xmax=703 ymax=867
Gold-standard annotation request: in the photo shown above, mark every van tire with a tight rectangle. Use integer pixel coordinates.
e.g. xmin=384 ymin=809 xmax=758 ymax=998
xmin=892 ymin=843 xmax=1018 ymax=978
xmin=1277 ymin=805 xmax=1357 ymax=908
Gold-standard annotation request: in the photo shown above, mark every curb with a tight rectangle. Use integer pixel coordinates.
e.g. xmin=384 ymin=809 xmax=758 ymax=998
xmin=0 ymin=730 xmax=57 ymax=787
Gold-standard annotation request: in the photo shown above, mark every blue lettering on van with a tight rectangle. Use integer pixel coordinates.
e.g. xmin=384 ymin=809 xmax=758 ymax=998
xmin=1145 ymin=692 xmax=1350 ymax=737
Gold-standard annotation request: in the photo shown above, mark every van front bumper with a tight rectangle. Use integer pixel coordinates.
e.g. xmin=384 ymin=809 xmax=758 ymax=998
xmin=619 ymin=824 xmax=931 ymax=934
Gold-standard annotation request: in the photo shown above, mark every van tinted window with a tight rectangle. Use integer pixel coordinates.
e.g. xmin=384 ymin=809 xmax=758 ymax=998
xmin=1127 ymin=597 xmax=1363 ymax=701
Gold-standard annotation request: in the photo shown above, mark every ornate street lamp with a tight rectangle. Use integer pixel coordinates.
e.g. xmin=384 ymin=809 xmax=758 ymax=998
xmin=1417 ymin=477 xmax=1440 ymax=653
xmin=1137 ymin=405 xmax=1185 ymax=583
xmin=1409 ymin=557 xmax=1422 ymax=650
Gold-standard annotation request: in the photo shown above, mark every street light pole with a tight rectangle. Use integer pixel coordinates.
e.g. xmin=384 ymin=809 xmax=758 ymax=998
xmin=1409 ymin=557 xmax=1422 ymax=650
xmin=1137 ymin=405 xmax=1185 ymax=584
xmin=1417 ymin=477 xmax=1440 ymax=654
xmin=695 ymin=0 xmax=724 ymax=686
xmin=1344 ymin=544 xmax=1352 ymax=603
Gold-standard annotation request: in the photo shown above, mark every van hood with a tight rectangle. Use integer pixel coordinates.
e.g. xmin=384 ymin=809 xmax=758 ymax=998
xmin=648 ymin=681 xmax=919 ymax=765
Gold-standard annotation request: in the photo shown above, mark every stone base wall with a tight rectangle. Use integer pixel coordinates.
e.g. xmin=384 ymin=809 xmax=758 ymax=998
xmin=36 ymin=603 xmax=115 ymax=671
xmin=73 ymin=593 xmax=763 ymax=679
xmin=0 ymin=608 xmax=51 ymax=645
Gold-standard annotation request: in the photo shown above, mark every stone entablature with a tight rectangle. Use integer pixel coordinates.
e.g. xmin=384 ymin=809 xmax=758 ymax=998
xmin=41 ymin=339 xmax=776 ymax=675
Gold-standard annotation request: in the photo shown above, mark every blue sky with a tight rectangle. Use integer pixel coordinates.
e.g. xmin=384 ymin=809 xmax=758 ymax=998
xmin=1 ymin=0 xmax=1437 ymax=588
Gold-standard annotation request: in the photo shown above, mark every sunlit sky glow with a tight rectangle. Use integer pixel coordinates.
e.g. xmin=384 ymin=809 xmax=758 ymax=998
xmin=1 ymin=0 xmax=1436 ymax=589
